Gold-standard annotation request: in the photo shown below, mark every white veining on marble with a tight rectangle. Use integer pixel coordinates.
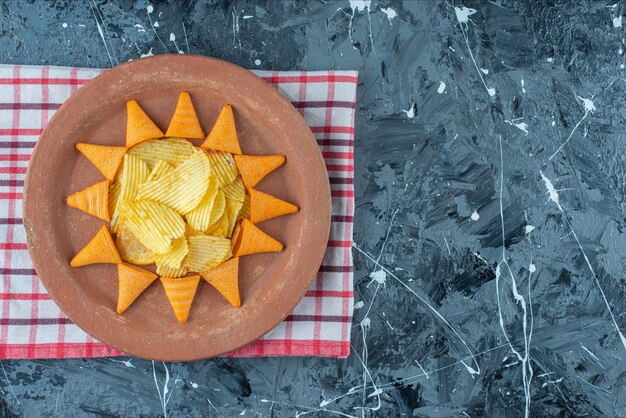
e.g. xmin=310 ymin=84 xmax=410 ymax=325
xmin=580 ymin=343 xmax=606 ymax=369
xmin=181 ymin=22 xmax=190 ymax=53
xmin=348 ymin=0 xmax=375 ymax=54
xmin=146 ymin=4 xmax=168 ymax=52
xmin=152 ymin=361 xmax=174 ymax=418
xmin=402 ymin=103 xmax=416 ymax=118
xmin=505 ymin=118 xmax=529 ymax=135
xmin=496 ymin=136 xmax=533 ymax=418
xmin=548 ymin=96 xmax=595 ymax=160
xmin=0 ymin=362 xmax=19 ymax=405
xmin=437 ymin=81 xmax=446 ymax=94
xmin=540 ymin=171 xmax=626 ymax=349
xmin=89 ymin=0 xmax=116 ymax=67
xmin=454 ymin=5 xmax=497 ymax=97
xmin=380 ymin=7 xmax=397 ymax=24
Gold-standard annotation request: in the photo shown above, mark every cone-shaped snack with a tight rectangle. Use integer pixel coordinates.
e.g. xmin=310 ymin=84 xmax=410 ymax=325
xmin=66 ymin=180 xmax=110 ymax=221
xmin=116 ymin=263 xmax=158 ymax=313
xmin=76 ymin=143 xmax=126 ymax=181
xmin=160 ymin=275 xmax=200 ymax=323
xmin=232 ymin=219 xmax=283 ymax=257
xmin=201 ymin=104 xmax=242 ymax=154
xmin=249 ymin=189 xmax=298 ymax=224
xmin=165 ymin=92 xmax=204 ymax=138
xmin=126 ymin=99 xmax=164 ymax=147
xmin=70 ymin=225 xmax=121 ymax=267
xmin=234 ymin=154 xmax=285 ymax=188
xmin=200 ymin=257 xmax=240 ymax=308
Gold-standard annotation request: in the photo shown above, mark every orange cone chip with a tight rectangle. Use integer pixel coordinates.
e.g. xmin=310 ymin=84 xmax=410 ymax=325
xmin=116 ymin=263 xmax=158 ymax=313
xmin=234 ymin=155 xmax=285 ymax=188
xmin=66 ymin=180 xmax=110 ymax=221
xmin=70 ymin=225 xmax=121 ymax=267
xmin=232 ymin=219 xmax=283 ymax=257
xmin=249 ymin=189 xmax=298 ymax=224
xmin=165 ymin=92 xmax=204 ymax=138
xmin=160 ymin=275 xmax=200 ymax=323
xmin=200 ymin=257 xmax=240 ymax=308
xmin=201 ymin=104 xmax=242 ymax=154
xmin=76 ymin=143 xmax=126 ymax=181
xmin=126 ymin=99 xmax=164 ymax=147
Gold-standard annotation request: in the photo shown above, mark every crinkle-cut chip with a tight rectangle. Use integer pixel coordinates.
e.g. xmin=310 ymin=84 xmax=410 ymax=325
xmin=126 ymin=99 xmax=165 ymax=147
xmin=121 ymin=200 xmax=185 ymax=254
xmin=67 ymin=180 xmax=110 ymax=221
xmin=232 ymin=219 xmax=283 ymax=257
xmin=185 ymin=223 xmax=204 ymax=238
xmin=156 ymin=262 xmax=188 ymax=278
xmin=160 ymin=275 xmax=201 ymax=322
xmin=237 ymin=193 xmax=250 ymax=221
xmin=116 ymin=222 xmax=156 ymax=265
xmin=184 ymin=235 xmax=232 ymax=272
xmin=234 ymin=154 xmax=285 ymax=189
xmin=185 ymin=177 xmax=219 ymax=232
xmin=146 ymin=159 xmax=175 ymax=182
xmin=138 ymin=151 xmax=211 ymax=214
xmin=224 ymin=198 xmax=244 ymax=238
xmin=70 ymin=225 xmax=121 ymax=267
xmin=249 ymin=189 xmax=299 ymax=224
xmin=119 ymin=153 xmax=150 ymax=203
xmin=128 ymin=137 xmax=196 ymax=168
xmin=203 ymin=150 xmax=237 ymax=186
xmin=109 ymin=170 xmax=123 ymax=233
xmin=76 ymin=143 xmax=127 ymax=181
xmin=165 ymin=92 xmax=204 ymax=139
xmin=154 ymin=237 xmax=189 ymax=269
xmin=208 ymin=190 xmax=226 ymax=226
xmin=206 ymin=211 xmax=229 ymax=238
xmin=222 ymin=177 xmax=245 ymax=202
xmin=200 ymin=257 xmax=240 ymax=308
xmin=230 ymin=222 xmax=241 ymax=251
xmin=201 ymin=104 xmax=242 ymax=155
xmin=116 ymin=263 xmax=158 ymax=314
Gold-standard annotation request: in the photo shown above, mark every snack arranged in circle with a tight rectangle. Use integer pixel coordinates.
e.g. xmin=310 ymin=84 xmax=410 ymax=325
xmin=66 ymin=92 xmax=299 ymax=322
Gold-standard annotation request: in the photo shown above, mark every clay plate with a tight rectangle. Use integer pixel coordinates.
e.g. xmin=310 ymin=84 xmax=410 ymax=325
xmin=23 ymin=55 xmax=331 ymax=361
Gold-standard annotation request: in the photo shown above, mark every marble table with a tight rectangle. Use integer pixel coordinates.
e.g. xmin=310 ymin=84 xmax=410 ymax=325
xmin=1 ymin=0 xmax=625 ymax=416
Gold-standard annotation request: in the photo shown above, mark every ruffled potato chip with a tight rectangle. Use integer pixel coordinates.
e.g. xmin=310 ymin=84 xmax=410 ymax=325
xmin=156 ymin=262 xmax=189 ymax=278
xmin=224 ymin=198 xmax=244 ymax=238
xmin=146 ymin=159 xmax=175 ymax=182
xmin=222 ymin=177 xmax=245 ymax=202
xmin=204 ymin=150 xmax=237 ymax=186
xmin=116 ymin=222 xmax=156 ymax=265
xmin=128 ymin=137 xmax=196 ymax=168
xmin=237 ymin=193 xmax=250 ymax=221
xmin=154 ymin=237 xmax=189 ymax=269
xmin=185 ymin=176 xmax=219 ymax=232
xmin=120 ymin=154 xmax=150 ymax=202
xmin=208 ymin=190 xmax=226 ymax=226
xmin=120 ymin=200 xmax=185 ymax=254
xmin=184 ymin=235 xmax=232 ymax=272
xmin=139 ymin=151 xmax=211 ymax=214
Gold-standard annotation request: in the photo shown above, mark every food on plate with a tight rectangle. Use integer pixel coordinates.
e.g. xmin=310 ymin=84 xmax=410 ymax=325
xmin=67 ymin=93 xmax=298 ymax=322
xmin=70 ymin=225 xmax=121 ymax=267
xmin=234 ymin=154 xmax=285 ymax=188
xmin=66 ymin=180 xmax=110 ymax=221
xmin=117 ymin=263 xmax=158 ymax=314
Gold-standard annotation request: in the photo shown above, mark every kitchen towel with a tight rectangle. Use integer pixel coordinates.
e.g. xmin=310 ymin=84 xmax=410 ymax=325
xmin=0 ymin=64 xmax=356 ymax=359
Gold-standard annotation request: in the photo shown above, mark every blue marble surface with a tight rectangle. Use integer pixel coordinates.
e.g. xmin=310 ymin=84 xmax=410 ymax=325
xmin=1 ymin=0 xmax=626 ymax=416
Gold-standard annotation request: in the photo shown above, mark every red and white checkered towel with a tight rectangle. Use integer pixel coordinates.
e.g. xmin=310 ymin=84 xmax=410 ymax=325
xmin=0 ymin=64 xmax=356 ymax=359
